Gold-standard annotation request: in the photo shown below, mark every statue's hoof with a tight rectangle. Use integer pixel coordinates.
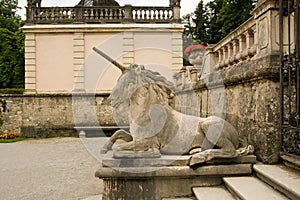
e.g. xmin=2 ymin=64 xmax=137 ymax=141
xmin=189 ymin=148 xmax=202 ymax=155
xmin=189 ymin=154 xmax=206 ymax=166
xmin=100 ymin=148 xmax=108 ymax=154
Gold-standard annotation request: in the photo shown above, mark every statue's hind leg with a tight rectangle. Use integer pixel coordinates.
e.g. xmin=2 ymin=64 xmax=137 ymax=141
xmin=189 ymin=138 xmax=239 ymax=166
xmin=100 ymin=129 xmax=133 ymax=154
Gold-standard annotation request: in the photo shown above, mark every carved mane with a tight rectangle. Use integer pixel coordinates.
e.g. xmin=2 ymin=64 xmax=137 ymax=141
xmin=111 ymin=64 xmax=175 ymax=109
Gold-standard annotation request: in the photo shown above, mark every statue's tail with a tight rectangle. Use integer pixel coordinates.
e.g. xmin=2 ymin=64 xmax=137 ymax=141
xmin=236 ymin=144 xmax=254 ymax=156
xmin=237 ymin=137 xmax=254 ymax=156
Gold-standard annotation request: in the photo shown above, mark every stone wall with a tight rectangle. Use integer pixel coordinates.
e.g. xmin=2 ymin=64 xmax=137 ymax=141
xmin=0 ymin=94 xmax=115 ymax=138
xmin=174 ymin=54 xmax=281 ymax=164
xmin=0 ymin=54 xmax=282 ymax=164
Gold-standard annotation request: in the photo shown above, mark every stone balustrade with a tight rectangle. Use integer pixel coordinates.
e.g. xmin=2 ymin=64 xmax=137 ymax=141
xmin=26 ymin=5 xmax=180 ymax=24
xmin=212 ymin=17 xmax=256 ymax=70
xmin=174 ymin=0 xmax=282 ymax=89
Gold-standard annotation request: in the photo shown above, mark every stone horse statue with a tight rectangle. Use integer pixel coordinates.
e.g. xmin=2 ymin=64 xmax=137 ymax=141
xmin=94 ymin=47 xmax=254 ymax=166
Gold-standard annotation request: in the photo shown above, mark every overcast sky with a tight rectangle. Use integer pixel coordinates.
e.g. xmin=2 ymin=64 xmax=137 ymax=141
xmin=17 ymin=0 xmax=209 ymax=19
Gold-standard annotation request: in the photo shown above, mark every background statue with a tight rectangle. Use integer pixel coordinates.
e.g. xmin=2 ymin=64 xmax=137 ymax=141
xmin=169 ymin=0 xmax=180 ymax=7
xmin=27 ymin=0 xmax=42 ymax=7
xmin=184 ymin=44 xmax=211 ymax=79
xmin=94 ymin=47 xmax=254 ymax=166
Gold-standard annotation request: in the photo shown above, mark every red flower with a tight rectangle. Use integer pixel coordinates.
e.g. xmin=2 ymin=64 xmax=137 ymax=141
xmin=184 ymin=44 xmax=206 ymax=56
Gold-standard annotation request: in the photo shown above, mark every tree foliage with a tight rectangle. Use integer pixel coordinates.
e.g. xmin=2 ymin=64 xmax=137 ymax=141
xmin=183 ymin=0 xmax=256 ymax=46
xmin=0 ymin=0 xmax=24 ymax=89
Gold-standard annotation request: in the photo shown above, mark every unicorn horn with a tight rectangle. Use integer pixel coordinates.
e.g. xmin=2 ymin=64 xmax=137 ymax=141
xmin=93 ymin=47 xmax=127 ymax=73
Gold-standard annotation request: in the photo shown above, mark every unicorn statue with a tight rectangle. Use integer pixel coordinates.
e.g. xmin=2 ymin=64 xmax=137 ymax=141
xmin=94 ymin=47 xmax=254 ymax=166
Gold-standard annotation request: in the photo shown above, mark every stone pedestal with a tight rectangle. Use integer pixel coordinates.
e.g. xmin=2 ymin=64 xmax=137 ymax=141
xmin=95 ymin=153 xmax=256 ymax=200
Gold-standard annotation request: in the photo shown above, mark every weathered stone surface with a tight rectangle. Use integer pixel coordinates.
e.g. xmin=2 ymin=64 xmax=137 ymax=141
xmin=95 ymin=164 xmax=253 ymax=178
xmin=96 ymin=163 xmax=252 ymax=200
xmin=175 ymin=54 xmax=281 ymax=164
xmin=0 ymin=93 xmax=116 ymax=137
xmin=102 ymin=152 xmax=256 ymax=167
xmin=102 ymin=177 xmax=220 ymax=200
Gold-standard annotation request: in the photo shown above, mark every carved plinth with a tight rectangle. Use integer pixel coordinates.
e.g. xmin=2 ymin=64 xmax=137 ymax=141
xmin=95 ymin=153 xmax=256 ymax=200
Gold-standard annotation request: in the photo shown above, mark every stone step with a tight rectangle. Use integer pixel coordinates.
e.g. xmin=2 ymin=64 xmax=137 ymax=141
xmin=254 ymin=164 xmax=300 ymax=200
xmin=192 ymin=186 xmax=235 ymax=200
xmin=223 ymin=176 xmax=289 ymax=200
xmin=162 ymin=198 xmax=194 ymax=200
xmin=82 ymin=194 xmax=103 ymax=200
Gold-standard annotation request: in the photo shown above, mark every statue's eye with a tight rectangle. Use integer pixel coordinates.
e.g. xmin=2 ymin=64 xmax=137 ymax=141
xmin=127 ymin=82 xmax=136 ymax=91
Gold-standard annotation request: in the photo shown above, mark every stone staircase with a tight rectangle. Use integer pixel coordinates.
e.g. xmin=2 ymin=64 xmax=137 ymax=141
xmin=190 ymin=163 xmax=300 ymax=200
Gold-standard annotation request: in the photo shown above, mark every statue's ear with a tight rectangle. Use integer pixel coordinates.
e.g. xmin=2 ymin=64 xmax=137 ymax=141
xmin=135 ymin=65 xmax=144 ymax=74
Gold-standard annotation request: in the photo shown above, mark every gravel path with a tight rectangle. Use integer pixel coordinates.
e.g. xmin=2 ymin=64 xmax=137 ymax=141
xmin=0 ymin=137 xmax=108 ymax=200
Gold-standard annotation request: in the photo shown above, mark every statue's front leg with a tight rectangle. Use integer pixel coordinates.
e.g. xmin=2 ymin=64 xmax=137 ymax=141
xmin=100 ymin=129 xmax=132 ymax=154
xmin=113 ymin=138 xmax=161 ymax=158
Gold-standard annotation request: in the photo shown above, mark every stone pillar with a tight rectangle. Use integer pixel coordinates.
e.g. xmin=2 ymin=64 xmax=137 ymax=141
xmin=24 ymin=33 xmax=37 ymax=94
xmin=251 ymin=0 xmax=280 ymax=58
xmin=205 ymin=45 xmax=217 ymax=72
xmin=73 ymin=32 xmax=85 ymax=92
xmin=173 ymin=5 xmax=181 ymax=23
xmin=124 ymin=4 xmax=133 ymax=23
xmin=122 ymin=31 xmax=134 ymax=66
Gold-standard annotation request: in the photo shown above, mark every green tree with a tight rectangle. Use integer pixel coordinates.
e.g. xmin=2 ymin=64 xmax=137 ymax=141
xmin=184 ymin=0 xmax=256 ymax=45
xmin=0 ymin=0 xmax=24 ymax=89
xmin=217 ymin=0 xmax=254 ymax=39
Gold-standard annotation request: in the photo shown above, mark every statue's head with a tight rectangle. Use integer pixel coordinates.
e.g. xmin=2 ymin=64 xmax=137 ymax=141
xmin=184 ymin=44 xmax=206 ymax=66
xmin=109 ymin=64 xmax=174 ymax=126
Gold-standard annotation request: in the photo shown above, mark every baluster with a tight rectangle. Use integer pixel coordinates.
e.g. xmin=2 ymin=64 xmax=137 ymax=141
xmin=113 ymin=9 xmax=117 ymax=19
xmin=169 ymin=9 xmax=173 ymax=20
xmin=118 ymin=8 xmax=123 ymax=19
xmin=99 ymin=8 xmax=104 ymax=19
xmin=94 ymin=8 xmax=98 ymax=19
xmin=109 ymin=8 xmax=113 ymax=19
xmin=214 ymin=52 xmax=219 ymax=70
xmin=246 ymin=29 xmax=256 ymax=58
xmin=228 ymin=43 xmax=234 ymax=65
xmin=104 ymin=8 xmax=108 ymax=19
xmin=138 ymin=9 xmax=141 ymax=19
xmin=162 ymin=10 xmax=166 ymax=20
xmin=150 ymin=10 xmax=154 ymax=20
xmin=69 ymin=9 xmax=73 ymax=19
xmin=143 ymin=10 xmax=147 ymax=20
xmin=154 ymin=10 xmax=158 ymax=20
xmin=218 ymin=49 xmax=225 ymax=68
xmin=59 ymin=9 xmax=63 ymax=20
xmin=239 ymin=34 xmax=247 ymax=60
xmin=135 ymin=9 xmax=139 ymax=19
xmin=233 ymin=39 xmax=240 ymax=63
xmin=51 ymin=8 xmax=55 ymax=21
xmin=224 ymin=46 xmax=229 ymax=66
xmin=36 ymin=8 xmax=40 ymax=21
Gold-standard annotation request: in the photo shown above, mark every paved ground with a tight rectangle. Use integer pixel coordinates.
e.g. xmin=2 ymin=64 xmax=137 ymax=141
xmin=0 ymin=137 xmax=109 ymax=200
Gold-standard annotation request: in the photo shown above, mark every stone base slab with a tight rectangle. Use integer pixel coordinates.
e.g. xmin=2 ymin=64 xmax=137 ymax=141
xmin=95 ymin=153 xmax=256 ymax=200
xmin=101 ymin=152 xmax=256 ymax=168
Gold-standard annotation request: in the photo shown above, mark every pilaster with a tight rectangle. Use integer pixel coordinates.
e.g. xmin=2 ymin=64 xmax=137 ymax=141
xmin=171 ymin=31 xmax=183 ymax=72
xmin=122 ymin=31 xmax=134 ymax=66
xmin=73 ymin=32 xmax=85 ymax=92
xmin=24 ymin=33 xmax=37 ymax=94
